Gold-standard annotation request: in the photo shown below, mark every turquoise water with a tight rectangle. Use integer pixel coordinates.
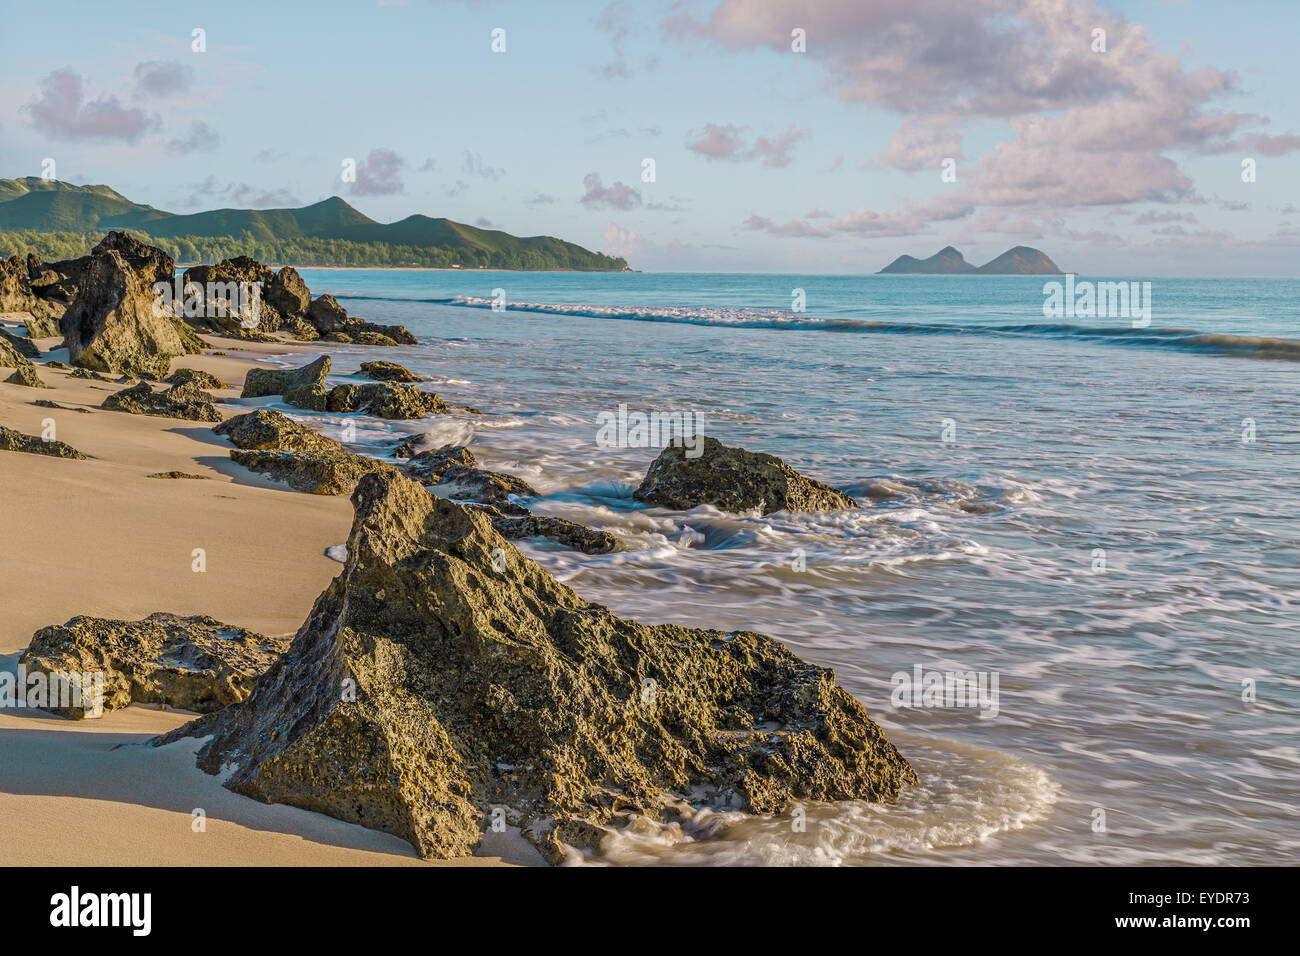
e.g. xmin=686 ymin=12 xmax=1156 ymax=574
xmin=284 ymin=269 xmax=1299 ymax=865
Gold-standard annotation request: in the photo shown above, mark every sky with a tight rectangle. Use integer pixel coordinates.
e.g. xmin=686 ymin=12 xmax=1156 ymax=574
xmin=0 ymin=0 xmax=1297 ymax=275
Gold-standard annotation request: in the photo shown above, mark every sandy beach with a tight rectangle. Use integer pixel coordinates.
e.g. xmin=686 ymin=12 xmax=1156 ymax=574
xmin=0 ymin=319 xmax=541 ymax=866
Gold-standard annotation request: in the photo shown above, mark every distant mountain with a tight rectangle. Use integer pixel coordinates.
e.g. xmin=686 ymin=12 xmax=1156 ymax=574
xmin=878 ymin=244 xmax=1062 ymax=274
xmin=877 ymin=245 xmax=976 ymax=274
xmin=0 ymin=178 xmax=628 ymax=271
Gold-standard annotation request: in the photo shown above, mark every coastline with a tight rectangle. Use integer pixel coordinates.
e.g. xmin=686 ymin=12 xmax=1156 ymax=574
xmin=0 ymin=319 xmax=540 ymax=866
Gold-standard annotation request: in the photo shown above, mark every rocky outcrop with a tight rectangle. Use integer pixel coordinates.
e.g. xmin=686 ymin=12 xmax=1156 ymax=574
xmin=0 ymin=336 xmax=34 ymax=369
xmin=0 ymin=327 xmax=40 ymax=360
xmin=359 ymin=360 xmax=426 ymax=383
xmin=635 ymin=436 xmax=860 ymax=515
xmin=398 ymin=444 xmax=475 ymax=483
xmin=241 ymin=355 xmax=330 ymax=402
xmin=265 ymin=267 xmax=311 ymax=318
xmin=0 ymin=425 xmax=85 ymax=459
xmin=19 ymin=613 xmax=289 ymax=719
xmin=306 ymin=295 xmax=350 ymax=333
xmin=215 ymin=409 xmax=341 ymax=452
xmin=23 ymin=308 xmax=62 ymax=339
xmin=102 ymin=381 xmax=222 ymax=422
xmin=184 ymin=256 xmax=273 ymax=288
xmin=61 ymin=234 xmax=197 ymax=377
xmin=323 ymin=382 xmax=446 ymax=419
xmin=165 ymin=367 xmax=228 ymax=390
xmin=161 ymin=473 xmax=914 ymax=862
xmin=470 ymin=502 xmax=619 ymax=554
xmin=433 ymin=462 xmax=537 ymax=504
xmin=231 ymin=448 xmax=397 ymax=495
xmin=147 ymin=471 xmax=208 ymax=479
xmin=4 ymin=364 xmax=47 ymax=388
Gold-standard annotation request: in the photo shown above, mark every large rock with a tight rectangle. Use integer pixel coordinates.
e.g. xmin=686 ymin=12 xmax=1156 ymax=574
xmin=231 ymin=448 xmax=397 ymax=495
xmin=19 ymin=613 xmax=289 ymax=719
xmin=398 ymin=445 xmax=475 ymax=483
xmin=265 ymin=267 xmax=311 ymax=318
xmin=93 ymin=231 xmax=175 ymax=287
xmin=360 ymin=360 xmax=426 ymax=383
xmin=215 ymin=409 xmax=342 ymax=452
xmin=0 ymin=425 xmax=84 ymax=459
xmin=324 ymin=382 xmax=446 ymax=419
xmin=184 ymin=256 xmax=273 ymax=287
xmin=160 ymin=473 xmax=914 ymax=862
xmin=0 ymin=256 xmax=38 ymax=312
xmin=469 ymin=502 xmax=619 ymax=554
xmin=635 ymin=436 xmax=860 ymax=515
xmin=23 ymin=305 xmax=63 ymax=339
xmin=0 ymin=327 xmax=40 ymax=360
xmin=306 ymin=294 xmax=351 ymax=333
xmin=241 ymin=355 xmax=330 ymax=399
xmin=4 ymin=364 xmax=47 ymax=388
xmin=102 ymin=381 xmax=222 ymax=422
xmin=61 ymin=245 xmax=193 ymax=377
xmin=0 ymin=335 xmax=34 ymax=369
xmin=433 ymin=462 xmax=537 ymax=504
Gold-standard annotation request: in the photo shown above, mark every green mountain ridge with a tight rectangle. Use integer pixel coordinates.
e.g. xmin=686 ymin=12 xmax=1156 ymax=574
xmin=0 ymin=178 xmax=628 ymax=271
xmin=878 ymin=244 xmax=1063 ymax=274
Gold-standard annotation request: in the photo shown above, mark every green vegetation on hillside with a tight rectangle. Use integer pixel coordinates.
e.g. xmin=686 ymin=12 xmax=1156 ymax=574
xmin=0 ymin=178 xmax=630 ymax=271
xmin=0 ymin=228 xmax=628 ymax=270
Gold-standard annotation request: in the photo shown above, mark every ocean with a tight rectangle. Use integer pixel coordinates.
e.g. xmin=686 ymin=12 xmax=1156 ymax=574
xmin=279 ymin=269 xmax=1299 ymax=865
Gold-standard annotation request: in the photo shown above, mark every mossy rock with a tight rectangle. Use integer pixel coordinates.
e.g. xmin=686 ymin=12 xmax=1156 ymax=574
xmin=0 ymin=424 xmax=85 ymax=459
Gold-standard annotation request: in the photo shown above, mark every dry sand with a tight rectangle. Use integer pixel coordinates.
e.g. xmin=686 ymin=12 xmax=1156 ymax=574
xmin=0 ymin=318 xmax=542 ymax=865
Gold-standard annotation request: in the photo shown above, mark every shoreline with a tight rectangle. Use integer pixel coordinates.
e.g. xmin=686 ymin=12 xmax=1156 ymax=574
xmin=0 ymin=320 xmax=540 ymax=866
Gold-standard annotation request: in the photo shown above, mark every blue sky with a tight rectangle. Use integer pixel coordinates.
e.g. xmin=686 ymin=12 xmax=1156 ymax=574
xmin=1 ymin=0 xmax=1297 ymax=275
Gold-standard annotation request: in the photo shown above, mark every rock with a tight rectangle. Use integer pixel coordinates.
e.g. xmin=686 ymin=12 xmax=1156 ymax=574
xmin=24 ymin=307 xmax=63 ymax=339
xmin=0 ymin=336 xmax=34 ymax=369
xmin=36 ymin=254 xmax=93 ymax=304
xmin=4 ymin=365 xmax=47 ymax=388
xmin=306 ymin=294 xmax=351 ymax=333
xmin=215 ymin=409 xmax=342 ymax=452
xmin=635 ymin=436 xmax=860 ymax=515
xmin=45 ymin=361 xmax=70 ymax=370
xmin=398 ymin=445 xmax=475 ymax=483
xmin=265 ymin=267 xmax=311 ymax=318
xmin=432 ymin=462 xmax=537 ymax=504
xmin=61 ymin=244 xmax=192 ymax=377
xmin=325 ymin=382 xmax=446 ymax=419
xmin=241 ymin=355 xmax=330 ymax=399
xmin=230 ymin=448 xmax=397 ymax=495
xmin=93 ymin=231 xmax=175 ymax=287
xmin=165 ymin=367 xmax=229 ymax=390
xmin=352 ymin=331 xmax=399 ymax=347
xmin=102 ymin=381 xmax=222 ymax=422
xmin=34 ymin=400 xmax=92 ymax=414
xmin=0 ymin=425 xmax=85 ymax=459
xmin=147 ymin=471 xmax=208 ymax=479
xmin=322 ymin=332 xmax=353 ymax=344
xmin=469 ymin=503 xmax=619 ymax=554
xmin=283 ymin=384 xmax=329 ymax=411
xmin=360 ymin=360 xmax=426 ymax=383
xmin=284 ymin=317 xmax=320 ymax=341
xmin=19 ymin=612 xmax=289 ymax=719
xmin=170 ymin=319 xmax=209 ymax=355
xmin=160 ymin=472 xmax=915 ymax=862
xmin=69 ymin=367 xmax=108 ymax=380
xmin=183 ymin=256 xmax=273 ymax=287
xmin=0 ymin=326 xmax=40 ymax=359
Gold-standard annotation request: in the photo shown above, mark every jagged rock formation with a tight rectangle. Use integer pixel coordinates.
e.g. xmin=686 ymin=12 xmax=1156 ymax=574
xmin=19 ymin=613 xmax=289 ymax=719
xmin=160 ymin=473 xmax=915 ymax=863
xmin=4 ymin=364 xmax=47 ymax=388
xmin=265 ymin=267 xmax=311 ymax=318
xmin=0 ymin=335 xmax=34 ymax=369
xmin=0 ymin=327 xmax=40 ymax=359
xmin=359 ymin=360 xmax=426 ymax=383
xmin=60 ymin=233 xmax=200 ymax=376
xmin=323 ymin=382 xmax=447 ymax=419
xmin=102 ymin=381 xmax=222 ymax=422
xmin=0 ymin=425 xmax=85 ymax=458
xmin=398 ymin=444 xmax=476 ymax=483
xmin=240 ymin=354 xmax=331 ymax=409
xmin=215 ymin=408 xmax=342 ymax=452
xmin=635 ymin=437 xmax=860 ymax=514
xmin=230 ymin=448 xmax=397 ymax=495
